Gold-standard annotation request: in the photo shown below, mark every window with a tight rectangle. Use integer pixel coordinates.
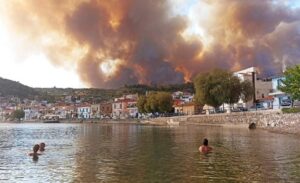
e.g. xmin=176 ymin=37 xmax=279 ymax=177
xmin=277 ymin=79 xmax=281 ymax=88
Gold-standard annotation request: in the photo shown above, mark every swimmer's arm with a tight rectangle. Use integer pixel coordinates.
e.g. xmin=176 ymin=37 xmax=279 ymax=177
xmin=28 ymin=153 xmax=42 ymax=156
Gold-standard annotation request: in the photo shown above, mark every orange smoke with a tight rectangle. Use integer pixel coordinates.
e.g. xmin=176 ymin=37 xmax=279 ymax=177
xmin=1 ymin=0 xmax=300 ymax=88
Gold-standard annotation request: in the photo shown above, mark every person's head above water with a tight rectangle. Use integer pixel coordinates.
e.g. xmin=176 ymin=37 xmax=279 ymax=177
xmin=33 ymin=144 xmax=40 ymax=153
xmin=39 ymin=143 xmax=45 ymax=151
xmin=203 ymin=138 xmax=208 ymax=146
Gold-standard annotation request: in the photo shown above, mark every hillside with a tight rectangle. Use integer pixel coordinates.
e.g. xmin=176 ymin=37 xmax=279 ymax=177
xmin=0 ymin=76 xmax=194 ymax=101
xmin=0 ymin=77 xmax=38 ymax=98
xmin=35 ymin=83 xmax=194 ymax=102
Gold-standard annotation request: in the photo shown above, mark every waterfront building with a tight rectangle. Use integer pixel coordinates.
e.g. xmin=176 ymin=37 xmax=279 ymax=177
xmin=91 ymin=104 xmax=101 ymax=119
xmin=127 ymin=100 xmax=138 ymax=118
xmin=100 ymin=102 xmax=112 ymax=118
xmin=53 ymin=105 xmax=75 ymax=119
xmin=77 ymin=105 xmax=91 ymax=119
xmin=269 ymin=76 xmax=291 ymax=109
xmin=112 ymin=95 xmax=138 ymax=119
xmin=112 ymin=100 xmax=124 ymax=119
xmin=24 ymin=108 xmax=40 ymax=120
xmin=232 ymin=67 xmax=272 ymax=110
xmin=174 ymin=102 xmax=202 ymax=115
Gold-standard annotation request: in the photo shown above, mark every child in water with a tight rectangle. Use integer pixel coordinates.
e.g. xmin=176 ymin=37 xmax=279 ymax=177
xmin=29 ymin=144 xmax=42 ymax=157
xmin=199 ymin=138 xmax=212 ymax=153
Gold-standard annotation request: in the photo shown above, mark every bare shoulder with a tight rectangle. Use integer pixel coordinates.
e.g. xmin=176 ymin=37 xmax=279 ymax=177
xmin=199 ymin=146 xmax=203 ymax=152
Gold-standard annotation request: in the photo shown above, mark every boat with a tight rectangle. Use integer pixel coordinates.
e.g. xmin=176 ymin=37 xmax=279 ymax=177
xmin=42 ymin=115 xmax=60 ymax=123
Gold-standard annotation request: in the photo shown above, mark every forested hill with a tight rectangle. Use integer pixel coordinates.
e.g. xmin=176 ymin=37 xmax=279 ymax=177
xmin=0 ymin=76 xmax=194 ymax=100
xmin=0 ymin=77 xmax=38 ymax=98
xmin=120 ymin=83 xmax=195 ymax=95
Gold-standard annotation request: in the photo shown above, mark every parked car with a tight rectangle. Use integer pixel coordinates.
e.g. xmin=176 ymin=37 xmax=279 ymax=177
xmin=231 ymin=108 xmax=241 ymax=112
xmin=249 ymin=103 xmax=265 ymax=111
xmin=281 ymin=99 xmax=292 ymax=106
xmin=231 ymin=107 xmax=248 ymax=112
xmin=238 ymin=107 xmax=248 ymax=111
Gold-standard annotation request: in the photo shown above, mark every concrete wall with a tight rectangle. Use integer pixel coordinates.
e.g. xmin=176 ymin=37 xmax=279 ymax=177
xmin=151 ymin=110 xmax=300 ymax=129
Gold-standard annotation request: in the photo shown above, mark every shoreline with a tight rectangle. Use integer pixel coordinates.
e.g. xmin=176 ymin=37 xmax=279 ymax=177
xmin=143 ymin=111 xmax=300 ymax=136
xmin=2 ymin=113 xmax=300 ymax=136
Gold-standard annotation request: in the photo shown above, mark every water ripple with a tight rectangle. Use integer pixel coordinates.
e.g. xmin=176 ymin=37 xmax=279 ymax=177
xmin=0 ymin=123 xmax=299 ymax=182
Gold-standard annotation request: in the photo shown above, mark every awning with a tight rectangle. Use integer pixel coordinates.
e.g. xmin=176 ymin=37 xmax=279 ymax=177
xmin=269 ymin=91 xmax=286 ymax=96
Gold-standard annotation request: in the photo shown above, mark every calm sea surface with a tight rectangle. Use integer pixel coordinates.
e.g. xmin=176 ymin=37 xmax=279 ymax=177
xmin=0 ymin=123 xmax=299 ymax=183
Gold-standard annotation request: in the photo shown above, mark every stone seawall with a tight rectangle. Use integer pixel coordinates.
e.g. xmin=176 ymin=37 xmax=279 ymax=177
xmin=149 ymin=110 xmax=300 ymax=135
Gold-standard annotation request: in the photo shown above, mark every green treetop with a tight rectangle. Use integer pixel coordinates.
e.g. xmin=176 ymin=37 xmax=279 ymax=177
xmin=280 ymin=64 xmax=300 ymax=100
xmin=11 ymin=109 xmax=25 ymax=121
xmin=137 ymin=92 xmax=173 ymax=114
xmin=194 ymin=69 xmax=253 ymax=109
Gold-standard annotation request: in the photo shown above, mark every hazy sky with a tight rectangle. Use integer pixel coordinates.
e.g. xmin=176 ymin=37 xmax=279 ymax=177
xmin=0 ymin=0 xmax=299 ymax=88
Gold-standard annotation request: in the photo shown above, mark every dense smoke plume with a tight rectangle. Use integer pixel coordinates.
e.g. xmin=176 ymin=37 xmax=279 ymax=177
xmin=2 ymin=0 xmax=300 ymax=88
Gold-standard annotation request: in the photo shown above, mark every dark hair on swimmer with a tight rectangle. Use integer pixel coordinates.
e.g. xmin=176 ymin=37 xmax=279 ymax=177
xmin=203 ymin=138 xmax=208 ymax=146
xmin=33 ymin=144 xmax=40 ymax=153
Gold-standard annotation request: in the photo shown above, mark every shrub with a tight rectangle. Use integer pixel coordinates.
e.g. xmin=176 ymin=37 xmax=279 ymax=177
xmin=282 ymin=107 xmax=300 ymax=113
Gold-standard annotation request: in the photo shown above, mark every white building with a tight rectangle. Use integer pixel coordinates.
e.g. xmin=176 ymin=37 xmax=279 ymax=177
xmin=127 ymin=100 xmax=138 ymax=118
xmin=77 ymin=105 xmax=91 ymax=119
xmin=269 ymin=76 xmax=291 ymax=109
xmin=234 ymin=67 xmax=272 ymax=109
xmin=172 ymin=91 xmax=194 ymax=103
xmin=24 ymin=108 xmax=40 ymax=120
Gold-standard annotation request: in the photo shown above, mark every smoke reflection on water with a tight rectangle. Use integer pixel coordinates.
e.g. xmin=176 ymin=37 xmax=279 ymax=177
xmin=0 ymin=123 xmax=299 ymax=182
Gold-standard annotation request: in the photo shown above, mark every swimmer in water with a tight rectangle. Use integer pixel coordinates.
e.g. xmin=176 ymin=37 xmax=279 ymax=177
xmin=29 ymin=144 xmax=42 ymax=157
xmin=199 ymin=138 xmax=212 ymax=153
xmin=39 ymin=142 xmax=45 ymax=152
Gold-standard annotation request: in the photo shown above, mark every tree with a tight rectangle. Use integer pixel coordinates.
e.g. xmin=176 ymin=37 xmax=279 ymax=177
xmin=280 ymin=64 xmax=300 ymax=100
xmin=223 ymin=74 xmax=242 ymax=105
xmin=145 ymin=92 xmax=159 ymax=113
xmin=156 ymin=92 xmax=173 ymax=113
xmin=194 ymin=69 xmax=254 ymax=111
xmin=240 ymin=80 xmax=254 ymax=102
xmin=138 ymin=92 xmax=173 ymax=113
xmin=137 ymin=95 xmax=147 ymax=113
xmin=11 ymin=109 xmax=25 ymax=121
xmin=194 ymin=69 xmax=230 ymax=108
